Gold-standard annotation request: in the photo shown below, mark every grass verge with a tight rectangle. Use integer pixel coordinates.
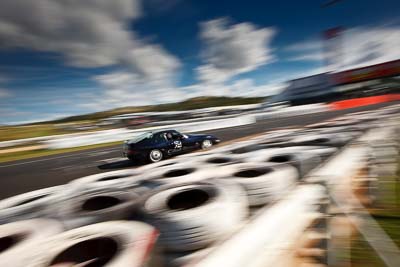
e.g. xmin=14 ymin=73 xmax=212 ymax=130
xmin=350 ymin=162 xmax=400 ymax=267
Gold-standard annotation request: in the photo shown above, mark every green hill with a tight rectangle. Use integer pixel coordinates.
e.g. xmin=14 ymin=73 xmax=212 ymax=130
xmin=52 ymin=96 xmax=266 ymax=123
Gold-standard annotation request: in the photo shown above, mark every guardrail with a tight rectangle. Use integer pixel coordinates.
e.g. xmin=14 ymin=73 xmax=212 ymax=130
xmin=42 ymin=115 xmax=256 ymax=149
xmin=253 ymin=103 xmax=329 ymax=120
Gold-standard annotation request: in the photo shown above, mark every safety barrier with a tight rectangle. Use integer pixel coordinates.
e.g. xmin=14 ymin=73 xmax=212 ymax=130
xmin=42 ymin=115 xmax=256 ymax=149
xmin=330 ymin=94 xmax=400 ymax=110
xmin=253 ymin=103 xmax=329 ymax=120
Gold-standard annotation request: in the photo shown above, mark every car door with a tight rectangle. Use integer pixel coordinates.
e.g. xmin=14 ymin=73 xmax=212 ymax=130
xmin=180 ymin=134 xmax=199 ymax=151
xmin=165 ymin=131 xmax=184 ymax=155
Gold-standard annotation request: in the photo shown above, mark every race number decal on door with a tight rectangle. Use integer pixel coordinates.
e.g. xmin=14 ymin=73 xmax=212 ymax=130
xmin=174 ymin=141 xmax=182 ymax=149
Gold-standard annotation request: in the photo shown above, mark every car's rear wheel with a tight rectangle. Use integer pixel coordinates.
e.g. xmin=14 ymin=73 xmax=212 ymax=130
xmin=201 ymin=139 xmax=213 ymax=150
xmin=149 ymin=149 xmax=163 ymax=163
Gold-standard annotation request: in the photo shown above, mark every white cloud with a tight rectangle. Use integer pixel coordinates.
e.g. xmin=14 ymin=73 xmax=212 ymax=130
xmin=85 ymin=18 xmax=279 ymax=111
xmin=86 ymin=70 xmax=286 ymax=112
xmin=0 ymin=0 xmax=180 ymax=82
xmin=83 ymin=71 xmax=186 ymax=111
xmin=197 ymin=18 xmax=276 ymax=83
xmin=285 ymin=25 xmax=400 ymax=70
xmin=339 ymin=26 xmax=400 ymax=70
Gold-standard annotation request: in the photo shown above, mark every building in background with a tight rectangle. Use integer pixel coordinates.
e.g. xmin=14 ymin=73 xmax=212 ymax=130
xmin=269 ymin=59 xmax=400 ymax=106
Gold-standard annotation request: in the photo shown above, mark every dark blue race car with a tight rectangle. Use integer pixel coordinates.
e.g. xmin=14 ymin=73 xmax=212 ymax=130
xmin=123 ymin=130 xmax=221 ymax=162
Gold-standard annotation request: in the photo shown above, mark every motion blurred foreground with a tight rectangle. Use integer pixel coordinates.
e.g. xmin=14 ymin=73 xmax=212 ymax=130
xmin=0 ymin=104 xmax=399 ymax=266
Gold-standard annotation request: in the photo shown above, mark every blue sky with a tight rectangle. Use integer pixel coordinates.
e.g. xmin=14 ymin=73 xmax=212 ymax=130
xmin=0 ymin=0 xmax=399 ymax=124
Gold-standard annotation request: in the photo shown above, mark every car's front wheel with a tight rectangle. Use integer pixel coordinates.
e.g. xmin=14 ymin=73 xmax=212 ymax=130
xmin=149 ymin=149 xmax=163 ymax=163
xmin=201 ymin=139 xmax=213 ymax=150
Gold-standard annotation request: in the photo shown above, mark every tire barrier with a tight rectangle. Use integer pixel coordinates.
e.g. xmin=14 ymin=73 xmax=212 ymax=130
xmin=289 ymin=133 xmax=352 ymax=148
xmin=194 ymin=153 xmax=245 ymax=167
xmin=140 ymin=155 xmax=206 ymax=173
xmin=140 ymin=180 xmax=248 ymax=252
xmin=211 ymin=140 xmax=264 ymax=155
xmin=247 ymin=128 xmax=302 ymax=143
xmin=306 ymin=119 xmax=362 ymax=129
xmin=67 ymin=169 xmax=148 ymax=196
xmin=30 ymin=221 xmax=158 ymax=267
xmin=249 ymin=148 xmax=322 ymax=178
xmin=216 ymin=162 xmax=298 ymax=207
xmin=271 ymin=146 xmax=338 ymax=161
xmin=0 ymin=186 xmax=64 ymax=224
xmin=0 ymin=219 xmax=64 ymax=267
xmin=316 ymin=127 xmax=364 ymax=137
xmin=143 ymin=163 xmax=216 ymax=187
xmin=56 ymin=188 xmax=140 ymax=229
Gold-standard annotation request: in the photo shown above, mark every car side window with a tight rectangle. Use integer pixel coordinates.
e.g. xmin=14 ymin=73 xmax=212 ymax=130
xmin=153 ymin=133 xmax=165 ymax=144
xmin=170 ymin=131 xmax=181 ymax=140
xmin=165 ymin=132 xmax=173 ymax=141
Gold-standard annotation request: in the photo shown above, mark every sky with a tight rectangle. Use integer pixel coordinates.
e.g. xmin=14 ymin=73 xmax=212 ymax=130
xmin=0 ymin=0 xmax=399 ymax=125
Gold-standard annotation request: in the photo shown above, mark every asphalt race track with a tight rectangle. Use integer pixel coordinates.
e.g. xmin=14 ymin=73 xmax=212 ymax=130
xmin=0 ymin=101 xmax=398 ymax=200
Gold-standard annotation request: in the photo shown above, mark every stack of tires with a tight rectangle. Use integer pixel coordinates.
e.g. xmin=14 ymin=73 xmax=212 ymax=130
xmin=55 ymin=187 xmax=141 ymax=229
xmin=215 ymin=162 xmax=298 ymax=207
xmin=139 ymin=180 xmax=248 ymax=252
xmin=0 ymin=219 xmax=64 ymax=267
xmin=142 ymin=162 xmax=216 ymax=188
xmin=246 ymin=147 xmax=323 ymax=178
xmin=66 ymin=169 xmax=149 ymax=195
xmin=0 ymin=186 xmax=64 ymax=224
xmin=29 ymin=221 xmax=158 ymax=267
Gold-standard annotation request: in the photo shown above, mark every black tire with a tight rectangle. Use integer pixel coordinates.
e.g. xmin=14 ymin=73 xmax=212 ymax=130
xmin=149 ymin=149 xmax=163 ymax=163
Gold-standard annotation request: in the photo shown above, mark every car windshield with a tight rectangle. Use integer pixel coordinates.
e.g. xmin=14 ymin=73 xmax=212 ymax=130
xmin=127 ymin=132 xmax=153 ymax=144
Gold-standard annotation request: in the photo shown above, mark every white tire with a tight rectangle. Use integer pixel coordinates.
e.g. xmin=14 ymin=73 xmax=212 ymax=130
xmin=139 ymin=156 xmax=201 ymax=173
xmin=56 ymin=188 xmax=140 ymax=229
xmin=290 ymin=133 xmax=351 ymax=147
xmin=30 ymin=221 xmax=158 ymax=267
xmin=67 ymin=169 xmax=148 ymax=197
xmin=216 ymin=162 xmax=298 ymax=206
xmin=248 ymin=129 xmax=301 ymax=143
xmin=274 ymin=146 xmax=338 ymax=160
xmin=0 ymin=219 xmax=63 ymax=267
xmin=140 ymin=180 xmax=248 ymax=251
xmin=247 ymin=148 xmax=322 ymax=178
xmin=143 ymin=162 xmax=215 ymax=187
xmin=195 ymin=153 xmax=244 ymax=167
xmin=0 ymin=186 xmax=64 ymax=224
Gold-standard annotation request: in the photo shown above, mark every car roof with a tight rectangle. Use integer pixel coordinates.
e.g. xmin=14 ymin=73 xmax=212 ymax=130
xmin=153 ymin=129 xmax=178 ymax=135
